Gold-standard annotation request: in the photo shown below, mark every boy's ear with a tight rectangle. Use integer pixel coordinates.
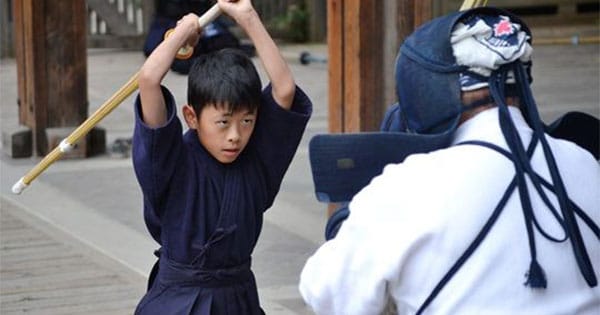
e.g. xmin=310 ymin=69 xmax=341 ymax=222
xmin=182 ymin=104 xmax=199 ymax=129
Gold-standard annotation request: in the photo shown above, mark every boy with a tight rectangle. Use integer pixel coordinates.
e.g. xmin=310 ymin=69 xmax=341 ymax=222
xmin=132 ymin=0 xmax=312 ymax=313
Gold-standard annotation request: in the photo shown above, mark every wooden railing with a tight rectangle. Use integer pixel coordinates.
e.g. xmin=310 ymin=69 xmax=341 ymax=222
xmin=86 ymin=0 xmax=154 ymax=49
xmin=0 ymin=0 xmax=315 ymax=57
xmin=85 ymin=0 xmax=304 ymax=49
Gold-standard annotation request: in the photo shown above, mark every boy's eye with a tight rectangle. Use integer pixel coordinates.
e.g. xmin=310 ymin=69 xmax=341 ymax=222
xmin=216 ymin=120 xmax=228 ymax=126
xmin=242 ymin=118 xmax=254 ymax=125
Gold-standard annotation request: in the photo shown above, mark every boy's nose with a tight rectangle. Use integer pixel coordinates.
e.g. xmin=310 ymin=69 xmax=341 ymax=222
xmin=227 ymin=126 xmax=240 ymax=142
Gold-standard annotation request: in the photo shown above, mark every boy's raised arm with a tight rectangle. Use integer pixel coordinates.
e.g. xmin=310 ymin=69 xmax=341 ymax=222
xmin=218 ymin=0 xmax=296 ymax=110
xmin=138 ymin=14 xmax=202 ymax=127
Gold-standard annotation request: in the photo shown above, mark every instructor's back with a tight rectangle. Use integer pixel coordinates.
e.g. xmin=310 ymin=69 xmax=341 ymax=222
xmin=299 ymin=7 xmax=600 ymax=315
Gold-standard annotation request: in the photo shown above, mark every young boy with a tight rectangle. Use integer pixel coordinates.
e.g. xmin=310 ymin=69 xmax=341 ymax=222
xmin=132 ymin=0 xmax=312 ymax=313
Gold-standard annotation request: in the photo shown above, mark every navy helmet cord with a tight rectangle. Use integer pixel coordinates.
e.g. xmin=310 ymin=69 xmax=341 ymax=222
xmin=490 ymin=63 xmax=598 ymax=288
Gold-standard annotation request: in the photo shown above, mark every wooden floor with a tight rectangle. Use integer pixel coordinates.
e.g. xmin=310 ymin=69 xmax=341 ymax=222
xmin=0 ymin=198 xmax=146 ymax=315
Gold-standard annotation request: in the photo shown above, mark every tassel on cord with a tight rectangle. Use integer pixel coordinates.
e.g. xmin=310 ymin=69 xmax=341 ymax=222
xmin=524 ymin=259 xmax=547 ymax=288
xmin=489 ymin=69 xmax=548 ymax=291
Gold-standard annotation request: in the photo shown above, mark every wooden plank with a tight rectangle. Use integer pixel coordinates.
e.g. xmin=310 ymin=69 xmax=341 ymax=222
xmin=0 ymin=249 xmax=81 ymax=266
xmin=0 ymin=234 xmax=56 ymax=250
xmin=414 ymin=0 xmax=434 ymax=28
xmin=326 ymin=0 xmax=344 ymax=217
xmin=342 ymin=0 xmax=384 ymax=132
xmin=327 ymin=0 xmax=344 ymax=133
xmin=342 ymin=0 xmax=361 ymax=132
xmin=397 ymin=0 xmax=416 ymax=44
xmin=0 ymin=256 xmax=88 ymax=273
xmin=0 ymin=259 xmax=108 ymax=281
xmin=0 ymin=205 xmax=144 ymax=315
xmin=357 ymin=1 xmax=383 ymax=132
xmin=0 ymin=284 xmax=139 ymax=306
xmin=1 ymin=293 xmax=140 ymax=315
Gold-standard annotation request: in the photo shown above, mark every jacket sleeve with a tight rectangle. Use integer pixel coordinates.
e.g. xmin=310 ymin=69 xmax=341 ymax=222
xmin=298 ymin=199 xmax=408 ymax=315
xmin=132 ymin=86 xmax=183 ymax=227
xmin=299 ymin=158 xmax=441 ymax=315
xmin=252 ymin=84 xmax=312 ymax=207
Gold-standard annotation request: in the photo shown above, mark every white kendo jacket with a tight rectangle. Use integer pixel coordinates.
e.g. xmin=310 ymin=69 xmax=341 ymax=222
xmin=299 ymin=107 xmax=600 ymax=315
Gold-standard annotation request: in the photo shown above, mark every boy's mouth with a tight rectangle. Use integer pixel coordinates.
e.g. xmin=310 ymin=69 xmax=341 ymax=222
xmin=222 ymin=148 xmax=240 ymax=157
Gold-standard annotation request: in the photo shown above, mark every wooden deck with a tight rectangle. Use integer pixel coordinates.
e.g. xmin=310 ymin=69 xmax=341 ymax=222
xmin=0 ymin=198 xmax=146 ymax=315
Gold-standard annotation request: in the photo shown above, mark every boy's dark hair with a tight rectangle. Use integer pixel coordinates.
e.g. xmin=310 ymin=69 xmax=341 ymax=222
xmin=187 ymin=48 xmax=262 ymax=114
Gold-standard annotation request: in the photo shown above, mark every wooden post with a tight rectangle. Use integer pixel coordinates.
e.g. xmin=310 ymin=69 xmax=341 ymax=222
xmin=11 ymin=0 xmax=99 ymax=157
xmin=414 ymin=1 xmax=434 ymax=28
xmin=326 ymin=0 xmax=432 ymax=217
xmin=327 ymin=0 xmax=344 ymax=135
xmin=328 ymin=0 xmax=384 ymax=134
xmin=326 ymin=0 xmax=384 ymax=217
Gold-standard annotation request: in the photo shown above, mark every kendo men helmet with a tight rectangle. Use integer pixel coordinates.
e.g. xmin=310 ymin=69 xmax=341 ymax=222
xmin=393 ymin=9 xmax=598 ymax=314
xmin=394 ymin=7 xmax=532 ymax=141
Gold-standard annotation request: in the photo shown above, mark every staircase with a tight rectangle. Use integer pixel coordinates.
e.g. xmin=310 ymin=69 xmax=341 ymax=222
xmin=86 ymin=0 xmax=154 ymax=49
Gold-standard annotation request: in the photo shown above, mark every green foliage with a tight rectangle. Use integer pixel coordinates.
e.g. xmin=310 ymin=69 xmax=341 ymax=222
xmin=270 ymin=2 xmax=309 ymax=42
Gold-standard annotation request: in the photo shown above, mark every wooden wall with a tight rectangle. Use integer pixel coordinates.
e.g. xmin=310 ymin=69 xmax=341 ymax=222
xmin=1 ymin=0 xmax=13 ymax=58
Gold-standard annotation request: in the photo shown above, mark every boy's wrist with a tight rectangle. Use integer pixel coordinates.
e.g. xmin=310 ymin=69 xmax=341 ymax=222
xmin=236 ymin=9 xmax=261 ymax=31
xmin=180 ymin=21 xmax=199 ymax=37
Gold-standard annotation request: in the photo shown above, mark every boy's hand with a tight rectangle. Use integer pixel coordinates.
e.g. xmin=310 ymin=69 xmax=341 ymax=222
xmin=218 ymin=0 xmax=296 ymax=109
xmin=174 ymin=13 xmax=203 ymax=49
xmin=217 ymin=0 xmax=257 ymax=27
xmin=138 ymin=13 xmax=203 ymax=128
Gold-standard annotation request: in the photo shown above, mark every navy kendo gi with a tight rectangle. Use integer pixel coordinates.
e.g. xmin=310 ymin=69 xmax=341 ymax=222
xmin=132 ymin=85 xmax=311 ymax=314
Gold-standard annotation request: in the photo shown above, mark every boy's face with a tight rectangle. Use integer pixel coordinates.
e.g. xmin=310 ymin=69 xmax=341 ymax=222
xmin=183 ymin=104 xmax=257 ymax=164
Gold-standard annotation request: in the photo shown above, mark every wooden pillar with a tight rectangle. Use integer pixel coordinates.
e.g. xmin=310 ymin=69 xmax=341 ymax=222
xmin=328 ymin=0 xmax=433 ymax=135
xmin=397 ymin=0 xmax=433 ymax=43
xmin=326 ymin=0 xmax=432 ymax=216
xmin=328 ymin=0 xmax=384 ymax=134
xmin=414 ymin=0 xmax=434 ymax=28
xmin=12 ymin=0 xmax=99 ymax=157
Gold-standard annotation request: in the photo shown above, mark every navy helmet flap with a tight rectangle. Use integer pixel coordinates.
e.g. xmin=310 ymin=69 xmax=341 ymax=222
xmin=395 ymin=11 xmax=465 ymax=136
